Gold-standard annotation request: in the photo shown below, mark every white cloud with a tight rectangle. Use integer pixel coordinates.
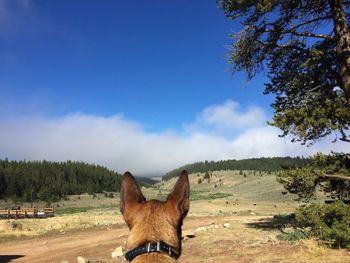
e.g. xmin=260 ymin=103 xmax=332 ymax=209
xmin=0 ymin=101 xmax=348 ymax=176
xmin=200 ymin=100 xmax=267 ymax=129
xmin=185 ymin=100 xmax=267 ymax=135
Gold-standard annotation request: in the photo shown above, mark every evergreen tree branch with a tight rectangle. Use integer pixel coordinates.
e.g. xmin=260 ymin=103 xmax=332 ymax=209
xmin=261 ymin=26 xmax=335 ymax=40
xmin=339 ymin=130 xmax=350 ymax=143
xmin=286 ymin=16 xmax=333 ymax=32
xmin=339 ymin=137 xmax=350 ymax=142
xmin=284 ymin=30 xmax=335 ymax=40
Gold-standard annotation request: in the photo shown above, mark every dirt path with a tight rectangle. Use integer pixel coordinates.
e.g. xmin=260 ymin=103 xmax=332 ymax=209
xmin=1 ymin=216 xmax=350 ymax=263
xmin=0 ymin=216 xmax=262 ymax=263
xmin=0 ymin=224 xmax=128 ymax=263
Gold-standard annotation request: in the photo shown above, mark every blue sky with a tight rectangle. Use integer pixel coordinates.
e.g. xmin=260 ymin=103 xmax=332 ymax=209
xmin=0 ymin=0 xmax=348 ymax=175
xmin=0 ymin=0 xmax=271 ymax=124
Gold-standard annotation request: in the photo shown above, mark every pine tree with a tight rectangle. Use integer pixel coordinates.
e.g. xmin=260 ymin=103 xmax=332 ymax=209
xmin=217 ymin=0 xmax=350 ymax=144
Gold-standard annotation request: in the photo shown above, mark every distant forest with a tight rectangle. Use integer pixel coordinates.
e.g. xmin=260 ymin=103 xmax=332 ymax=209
xmin=163 ymin=157 xmax=309 ymax=180
xmin=0 ymin=159 xmax=121 ymax=203
xmin=0 ymin=157 xmax=310 ymax=203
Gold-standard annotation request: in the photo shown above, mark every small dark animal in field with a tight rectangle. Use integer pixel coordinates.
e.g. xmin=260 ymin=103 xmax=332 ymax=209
xmin=225 ymin=199 xmax=239 ymax=206
xmin=120 ymin=170 xmax=190 ymax=263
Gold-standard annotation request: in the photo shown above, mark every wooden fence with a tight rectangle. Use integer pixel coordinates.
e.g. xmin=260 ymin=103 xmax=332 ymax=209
xmin=0 ymin=207 xmax=54 ymax=219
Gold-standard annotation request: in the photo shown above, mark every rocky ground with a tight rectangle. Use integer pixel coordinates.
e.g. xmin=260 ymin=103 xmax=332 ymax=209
xmin=1 ymin=214 xmax=350 ymax=263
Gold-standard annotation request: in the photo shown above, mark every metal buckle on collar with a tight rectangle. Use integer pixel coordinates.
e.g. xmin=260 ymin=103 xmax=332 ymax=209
xmin=156 ymin=241 xmax=171 ymax=256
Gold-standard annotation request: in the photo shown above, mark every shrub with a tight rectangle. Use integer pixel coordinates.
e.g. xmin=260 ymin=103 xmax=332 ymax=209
xmin=296 ymin=201 xmax=350 ymax=248
xmin=277 ymin=228 xmax=310 ymax=242
xmin=208 ymin=193 xmax=232 ymax=199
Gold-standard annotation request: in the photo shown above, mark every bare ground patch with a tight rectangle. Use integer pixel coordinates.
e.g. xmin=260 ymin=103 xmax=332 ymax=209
xmin=0 ymin=215 xmax=349 ymax=263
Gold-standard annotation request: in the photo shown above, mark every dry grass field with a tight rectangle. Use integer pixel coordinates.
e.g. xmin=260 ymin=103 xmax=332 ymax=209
xmin=0 ymin=171 xmax=349 ymax=263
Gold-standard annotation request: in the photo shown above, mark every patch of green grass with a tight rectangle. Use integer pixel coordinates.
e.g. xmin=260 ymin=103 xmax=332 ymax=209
xmin=208 ymin=192 xmax=232 ymax=199
xmin=190 ymin=192 xmax=205 ymax=201
xmin=55 ymin=204 xmax=117 ymax=215
xmin=190 ymin=192 xmax=232 ymax=201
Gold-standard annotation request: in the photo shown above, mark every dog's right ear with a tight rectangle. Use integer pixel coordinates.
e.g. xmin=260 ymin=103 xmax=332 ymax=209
xmin=120 ymin=171 xmax=146 ymax=215
xmin=167 ymin=170 xmax=190 ymax=220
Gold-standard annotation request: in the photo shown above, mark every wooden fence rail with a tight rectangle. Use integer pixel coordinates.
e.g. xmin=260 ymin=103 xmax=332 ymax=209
xmin=0 ymin=207 xmax=54 ymax=219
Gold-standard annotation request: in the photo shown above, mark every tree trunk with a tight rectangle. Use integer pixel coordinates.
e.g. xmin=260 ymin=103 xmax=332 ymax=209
xmin=329 ymin=0 xmax=350 ymax=107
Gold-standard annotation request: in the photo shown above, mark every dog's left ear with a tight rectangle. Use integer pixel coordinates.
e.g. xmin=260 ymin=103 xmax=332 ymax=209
xmin=120 ymin=171 xmax=146 ymax=215
xmin=167 ymin=170 xmax=190 ymax=219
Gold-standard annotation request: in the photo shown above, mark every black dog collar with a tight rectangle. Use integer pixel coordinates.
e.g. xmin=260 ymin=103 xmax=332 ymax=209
xmin=125 ymin=241 xmax=179 ymax=262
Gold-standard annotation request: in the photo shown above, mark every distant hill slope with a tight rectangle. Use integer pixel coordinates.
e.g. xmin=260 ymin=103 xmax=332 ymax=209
xmin=135 ymin=176 xmax=157 ymax=187
xmin=158 ymin=170 xmax=297 ymax=203
xmin=163 ymin=157 xmax=309 ymax=180
xmin=0 ymin=159 xmax=121 ymax=202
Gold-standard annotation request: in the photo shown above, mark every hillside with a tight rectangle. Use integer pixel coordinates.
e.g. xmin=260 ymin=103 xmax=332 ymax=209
xmin=135 ymin=176 xmax=157 ymax=187
xmin=163 ymin=157 xmax=309 ymax=180
xmin=153 ymin=170 xmax=297 ymax=206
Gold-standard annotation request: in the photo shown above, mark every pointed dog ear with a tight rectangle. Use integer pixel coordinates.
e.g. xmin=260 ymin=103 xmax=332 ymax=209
xmin=167 ymin=170 xmax=190 ymax=219
xmin=120 ymin=171 xmax=146 ymax=214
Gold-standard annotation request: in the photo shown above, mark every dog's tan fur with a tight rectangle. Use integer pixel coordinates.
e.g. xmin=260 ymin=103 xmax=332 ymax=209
xmin=120 ymin=171 xmax=189 ymax=263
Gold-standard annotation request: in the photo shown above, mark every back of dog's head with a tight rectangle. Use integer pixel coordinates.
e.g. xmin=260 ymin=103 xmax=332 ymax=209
xmin=120 ymin=171 xmax=190 ymax=260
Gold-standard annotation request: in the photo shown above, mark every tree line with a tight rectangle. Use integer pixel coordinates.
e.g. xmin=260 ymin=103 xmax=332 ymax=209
xmin=0 ymin=159 xmax=121 ymax=203
xmin=163 ymin=157 xmax=309 ymax=180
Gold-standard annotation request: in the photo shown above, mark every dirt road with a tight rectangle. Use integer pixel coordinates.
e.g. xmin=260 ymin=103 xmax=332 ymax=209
xmin=0 ymin=224 xmax=127 ymax=263
xmin=1 ymin=216 xmax=349 ymax=263
xmin=0 ymin=216 xmax=262 ymax=263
